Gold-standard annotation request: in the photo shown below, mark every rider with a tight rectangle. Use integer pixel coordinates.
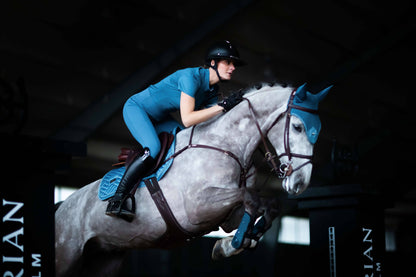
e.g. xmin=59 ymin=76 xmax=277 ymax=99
xmin=106 ymin=40 xmax=246 ymax=221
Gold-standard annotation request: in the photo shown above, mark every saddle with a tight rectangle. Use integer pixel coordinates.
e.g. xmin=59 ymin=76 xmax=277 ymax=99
xmin=114 ymin=132 xmax=175 ymax=173
xmin=98 ymin=131 xmax=175 ymax=201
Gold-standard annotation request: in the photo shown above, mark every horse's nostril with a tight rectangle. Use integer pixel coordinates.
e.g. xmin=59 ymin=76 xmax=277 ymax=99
xmin=294 ymin=180 xmax=304 ymax=194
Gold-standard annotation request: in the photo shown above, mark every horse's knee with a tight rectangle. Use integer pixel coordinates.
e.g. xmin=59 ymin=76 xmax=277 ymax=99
xmin=243 ymin=190 xmax=261 ymax=216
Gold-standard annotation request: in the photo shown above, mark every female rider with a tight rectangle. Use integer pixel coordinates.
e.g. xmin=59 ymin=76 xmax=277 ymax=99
xmin=106 ymin=40 xmax=246 ymax=221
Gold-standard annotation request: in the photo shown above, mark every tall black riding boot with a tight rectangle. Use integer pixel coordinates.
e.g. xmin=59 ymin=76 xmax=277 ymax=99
xmin=106 ymin=149 xmax=155 ymax=222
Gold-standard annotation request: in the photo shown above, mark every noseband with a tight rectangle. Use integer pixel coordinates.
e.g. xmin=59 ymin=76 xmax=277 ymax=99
xmin=244 ymin=89 xmax=315 ymax=179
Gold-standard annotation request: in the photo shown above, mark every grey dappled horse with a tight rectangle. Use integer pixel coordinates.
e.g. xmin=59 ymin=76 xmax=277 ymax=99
xmin=55 ymin=83 xmax=328 ymax=276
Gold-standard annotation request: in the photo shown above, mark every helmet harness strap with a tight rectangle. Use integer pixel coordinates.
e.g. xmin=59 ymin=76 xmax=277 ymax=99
xmin=210 ymin=60 xmax=226 ymax=83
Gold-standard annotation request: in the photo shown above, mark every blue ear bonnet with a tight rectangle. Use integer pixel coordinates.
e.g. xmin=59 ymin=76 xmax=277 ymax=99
xmin=288 ymin=83 xmax=332 ymax=144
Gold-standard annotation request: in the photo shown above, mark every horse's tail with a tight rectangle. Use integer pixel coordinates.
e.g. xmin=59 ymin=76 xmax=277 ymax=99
xmin=55 ymin=201 xmax=64 ymax=212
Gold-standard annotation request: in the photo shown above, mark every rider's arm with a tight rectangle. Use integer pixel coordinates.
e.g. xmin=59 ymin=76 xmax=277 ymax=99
xmin=180 ymin=92 xmax=224 ymax=128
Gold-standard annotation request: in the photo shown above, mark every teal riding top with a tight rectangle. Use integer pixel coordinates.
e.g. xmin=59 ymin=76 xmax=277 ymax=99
xmin=123 ymin=67 xmax=219 ymax=158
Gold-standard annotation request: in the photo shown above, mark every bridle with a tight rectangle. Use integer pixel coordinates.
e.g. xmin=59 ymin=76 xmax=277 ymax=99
xmin=244 ymin=89 xmax=315 ymax=179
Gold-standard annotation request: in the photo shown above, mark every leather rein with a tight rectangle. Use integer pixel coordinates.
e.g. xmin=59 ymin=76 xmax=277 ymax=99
xmin=167 ymin=88 xmax=315 ymax=185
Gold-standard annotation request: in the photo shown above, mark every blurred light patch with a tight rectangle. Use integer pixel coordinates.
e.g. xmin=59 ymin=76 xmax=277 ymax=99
xmin=278 ymin=216 xmax=310 ymax=245
xmin=55 ymin=186 xmax=76 ymax=203
xmin=204 ymin=228 xmax=236 ymax=238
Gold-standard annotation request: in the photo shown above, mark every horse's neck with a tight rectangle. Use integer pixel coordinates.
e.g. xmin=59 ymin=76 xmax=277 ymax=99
xmin=195 ymin=85 xmax=292 ymax=166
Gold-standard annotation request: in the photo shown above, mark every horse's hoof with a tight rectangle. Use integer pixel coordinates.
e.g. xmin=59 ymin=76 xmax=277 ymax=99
xmin=211 ymin=240 xmax=225 ymax=261
xmin=247 ymin=239 xmax=258 ymax=250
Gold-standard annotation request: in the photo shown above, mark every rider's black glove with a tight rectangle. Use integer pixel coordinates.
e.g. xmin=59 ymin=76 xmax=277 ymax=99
xmin=218 ymin=90 xmax=244 ymax=112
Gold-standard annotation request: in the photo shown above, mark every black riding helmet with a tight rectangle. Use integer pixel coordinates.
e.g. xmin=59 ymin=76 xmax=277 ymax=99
xmin=205 ymin=40 xmax=246 ymax=82
xmin=205 ymin=40 xmax=246 ymax=67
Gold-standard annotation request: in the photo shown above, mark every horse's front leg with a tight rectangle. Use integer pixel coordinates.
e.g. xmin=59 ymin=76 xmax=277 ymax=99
xmin=211 ymin=189 xmax=261 ymax=260
xmin=211 ymin=212 xmax=260 ymax=260
xmin=249 ymin=197 xmax=280 ymax=242
xmin=211 ymin=196 xmax=280 ymax=260
xmin=231 ymin=187 xmax=264 ymax=249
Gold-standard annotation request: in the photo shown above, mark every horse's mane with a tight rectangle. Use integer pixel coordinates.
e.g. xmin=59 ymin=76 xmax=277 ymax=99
xmin=198 ymin=81 xmax=292 ymax=129
xmin=231 ymin=81 xmax=291 ymax=98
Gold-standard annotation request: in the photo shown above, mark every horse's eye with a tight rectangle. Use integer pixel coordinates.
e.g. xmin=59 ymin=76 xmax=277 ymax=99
xmin=293 ymin=124 xmax=303 ymax=133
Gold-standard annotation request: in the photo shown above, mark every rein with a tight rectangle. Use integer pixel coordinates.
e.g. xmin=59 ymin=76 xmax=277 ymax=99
xmin=167 ymin=88 xmax=315 ymax=185
xmin=166 ymin=126 xmax=251 ymax=188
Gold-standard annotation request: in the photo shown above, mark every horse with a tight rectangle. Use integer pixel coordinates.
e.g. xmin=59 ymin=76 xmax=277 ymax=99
xmin=55 ymin=82 xmax=331 ymax=276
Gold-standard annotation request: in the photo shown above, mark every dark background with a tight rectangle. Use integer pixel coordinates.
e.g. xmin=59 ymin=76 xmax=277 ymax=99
xmin=1 ymin=0 xmax=415 ymax=276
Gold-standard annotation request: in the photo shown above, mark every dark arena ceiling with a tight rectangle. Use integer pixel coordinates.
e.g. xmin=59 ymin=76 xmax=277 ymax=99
xmin=1 ymin=0 xmax=415 ymax=243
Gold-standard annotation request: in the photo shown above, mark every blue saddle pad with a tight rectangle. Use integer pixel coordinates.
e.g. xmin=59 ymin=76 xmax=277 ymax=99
xmin=98 ymin=131 xmax=177 ymax=201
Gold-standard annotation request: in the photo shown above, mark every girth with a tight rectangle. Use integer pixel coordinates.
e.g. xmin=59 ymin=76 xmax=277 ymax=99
xmin=143 ymin=177 xmax=202 ymax=247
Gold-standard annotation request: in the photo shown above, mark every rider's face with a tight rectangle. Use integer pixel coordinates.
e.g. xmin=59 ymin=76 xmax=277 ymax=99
xmin=212 ymin=59 xmax=236 ymax=80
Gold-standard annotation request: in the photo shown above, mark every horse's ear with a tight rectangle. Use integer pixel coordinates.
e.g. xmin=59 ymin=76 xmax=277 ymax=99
xmin=316 ymin=85 xmax=333 ymax=102
xmin=295 ymin=83 xmax=308 ymax=101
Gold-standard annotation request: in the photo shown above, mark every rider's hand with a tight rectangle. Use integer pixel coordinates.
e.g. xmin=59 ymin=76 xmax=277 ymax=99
xmin=218 ymin=90 xmax=244 ymax=112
